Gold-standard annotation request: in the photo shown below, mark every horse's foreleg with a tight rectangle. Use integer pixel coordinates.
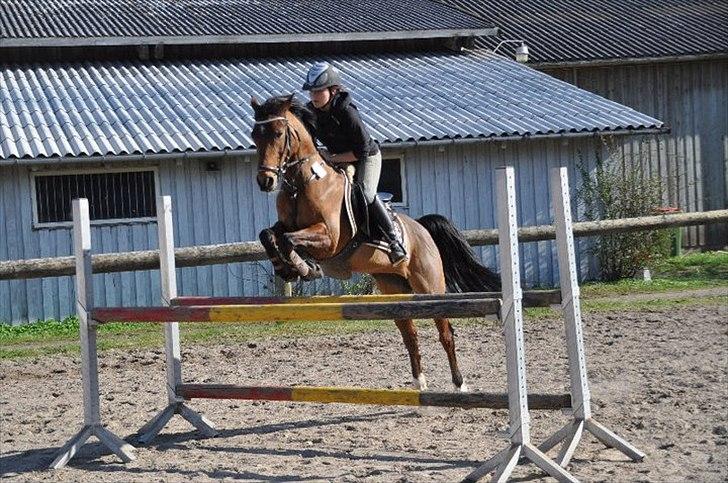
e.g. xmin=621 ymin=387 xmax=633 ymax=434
xmin=259 ymin=224 xmax=299 ymax=282
xmin=280 ymin=223 xmax=331 ymax=281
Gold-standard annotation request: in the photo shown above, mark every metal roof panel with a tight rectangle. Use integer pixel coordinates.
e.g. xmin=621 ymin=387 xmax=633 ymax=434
xmin=437 ymin=0 xmax=728 ymax=63
xmin=0 ymin=51 xmax=663 ymax=160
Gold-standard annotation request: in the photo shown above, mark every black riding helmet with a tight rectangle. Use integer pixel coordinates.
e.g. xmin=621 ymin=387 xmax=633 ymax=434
xmin=302 ymin=62 xmax=342 ymax=91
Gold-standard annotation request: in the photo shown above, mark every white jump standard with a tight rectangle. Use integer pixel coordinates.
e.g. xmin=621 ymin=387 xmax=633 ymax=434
xmin=536 ymin=167 xmax=645 ymax=466
xmin=135 ymin=196 xmax=218 ymax=445
xmin=49 ymin=200 xmax=136 ymax=469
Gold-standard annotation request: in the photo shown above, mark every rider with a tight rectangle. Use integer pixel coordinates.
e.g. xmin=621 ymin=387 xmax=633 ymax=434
xmin=302 ymin=61 xmax=407 ymax=265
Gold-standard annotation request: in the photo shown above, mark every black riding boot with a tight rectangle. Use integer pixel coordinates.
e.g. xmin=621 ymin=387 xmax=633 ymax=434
xmin=368 ymin=196 xmax=407 ymax=265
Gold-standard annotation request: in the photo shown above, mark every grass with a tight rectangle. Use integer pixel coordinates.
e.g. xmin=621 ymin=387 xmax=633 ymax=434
xmin=1 ymin=251 xmax=725 ymax=360
xmin=580 ymin=250 xmax=728 ymax=298
xmin=652 ymin=250 xmax=728 ymax=278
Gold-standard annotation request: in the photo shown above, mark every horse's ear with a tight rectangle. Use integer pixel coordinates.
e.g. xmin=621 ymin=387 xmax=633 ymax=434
xmin=282 ymin=93 xmax=295 ymax=111
xmin=250 ymin=95 xmax=261 ymax=111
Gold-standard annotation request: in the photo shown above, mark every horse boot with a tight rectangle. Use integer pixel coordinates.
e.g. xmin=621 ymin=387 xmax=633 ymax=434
xmin=368 ymin=195 xmax=407 ymax=266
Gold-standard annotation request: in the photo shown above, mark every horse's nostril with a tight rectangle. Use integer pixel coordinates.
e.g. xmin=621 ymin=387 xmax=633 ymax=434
xmin=257 ymin=174 xmax=275 ymax=191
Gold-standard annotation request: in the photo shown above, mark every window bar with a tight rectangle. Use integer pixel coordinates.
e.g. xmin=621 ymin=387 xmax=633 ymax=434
xmin=36 ymin=177 xmax=44 ymax=224
xmin=124 ymin=171 xmax=131 ymax=218
xmin=62 ymin=175 xmax=69 ymax=222
xmin=149 ymin=172 xmax=156 ymax=216
xmin=94 ymin=173 xmax=101 ymax=220
xmin=54 ymin=176 xmax=59 ymax=223
xmin=141 ymin=171 xmax=147 ymax=216
xmin=36 ymin=177 xmax=43 ymax=224
xmin=140 ymin=171 xmax=148 ymax=217
xmin=133 ymin=171 xmax=140 ymax=217
xmin=49 ymin=176 xmax=56 ymax=223
xmin=95 ymin=172 xmax=102 ymax=219
xmin=104 ymin=171 xmax=110 ymax=220
xmin=44 ymin=176 xmax=52 ymax=224
xmin=130 ymin=171 xmax=136 ymax=218
xmin=110 ymin=172 xmax=117 ymax=220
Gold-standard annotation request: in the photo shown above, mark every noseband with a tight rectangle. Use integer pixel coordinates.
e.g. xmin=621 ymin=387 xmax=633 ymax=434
xmin=254 ymin=116 xmax=309 ymax=194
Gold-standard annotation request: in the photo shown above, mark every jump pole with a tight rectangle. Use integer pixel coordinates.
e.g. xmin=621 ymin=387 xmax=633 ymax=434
xmin=176 ymin=384 xmax=571 ymax=410
xmin=170 ymin=290 xmax=563 ymax=307
xmin=49 ymin=200 xmax=136 ymax=469
xmin=135 ymin=196 xmax=217 ymax=445
xmin=538 ymin=167 xmax=645 ymax=466
xmin=462 ymin=167 xmax=577 ymax=483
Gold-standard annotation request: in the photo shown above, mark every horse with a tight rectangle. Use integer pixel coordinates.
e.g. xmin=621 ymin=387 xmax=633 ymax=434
xmin=250 ymin=94 xmax=501 ymax=392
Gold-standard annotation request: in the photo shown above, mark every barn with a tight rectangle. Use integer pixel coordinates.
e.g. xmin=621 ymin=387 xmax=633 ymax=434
xmin=1 ymin=0 xmax=664 ymax=323
xmin=438 ymin=0 xmax=728 ymax=248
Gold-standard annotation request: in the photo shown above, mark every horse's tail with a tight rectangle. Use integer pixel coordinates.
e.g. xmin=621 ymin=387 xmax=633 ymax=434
xmin=417 ymin=214 xmax=501 ymax=293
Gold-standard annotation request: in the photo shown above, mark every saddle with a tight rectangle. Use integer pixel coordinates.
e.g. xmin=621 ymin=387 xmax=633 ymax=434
xmin=317 ymin=167 xmax=405 ymax=279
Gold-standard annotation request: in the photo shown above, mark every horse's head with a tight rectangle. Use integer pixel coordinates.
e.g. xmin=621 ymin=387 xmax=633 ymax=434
xmin=250 ymin=94 xmax=316 ymax=192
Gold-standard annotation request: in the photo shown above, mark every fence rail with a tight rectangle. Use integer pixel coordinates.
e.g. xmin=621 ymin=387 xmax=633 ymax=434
xmin=1 ymin=209 xmax=726 ymax=281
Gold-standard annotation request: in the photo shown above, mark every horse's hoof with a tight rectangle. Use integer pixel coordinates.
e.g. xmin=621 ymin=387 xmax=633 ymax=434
xmin=300 ymin=260 xmax=323 ymax=281
xmin=458 ymin=382 xmax=470 ymax=393
xmin=412 ymin=373 xmax=428 ymax=391
xmin=279 ymin=271 xmax=300 ymax=283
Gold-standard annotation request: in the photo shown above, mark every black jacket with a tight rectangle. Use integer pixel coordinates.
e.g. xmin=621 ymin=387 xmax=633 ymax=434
xmin=306 ymin=91 xmax=379 ymax=160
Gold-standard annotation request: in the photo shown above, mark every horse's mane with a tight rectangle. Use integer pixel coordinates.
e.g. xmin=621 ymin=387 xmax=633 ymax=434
xmin=256 ymin=95 xmax=317 ymax=139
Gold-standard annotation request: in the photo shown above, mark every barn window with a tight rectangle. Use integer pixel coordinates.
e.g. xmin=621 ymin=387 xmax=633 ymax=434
xmin=377 ymin=157 xmax=406 ymax=205
xmin=32 ymin=168 xmax=158 ymax=227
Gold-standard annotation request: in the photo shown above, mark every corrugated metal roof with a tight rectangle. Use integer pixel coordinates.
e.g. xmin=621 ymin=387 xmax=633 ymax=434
xmin=438 ymin=0 xmax=728 ymax=63
xmin=0 ymin=0 xmax=493 ymax=43
xmin=0 ymin=51 xmax=663 ymax=160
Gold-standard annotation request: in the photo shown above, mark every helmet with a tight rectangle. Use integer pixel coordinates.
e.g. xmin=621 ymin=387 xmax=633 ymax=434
xmin=302 ymin=62 xmax=342 ymax=91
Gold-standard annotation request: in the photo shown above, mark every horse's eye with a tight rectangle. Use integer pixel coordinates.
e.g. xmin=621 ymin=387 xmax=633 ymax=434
xmin=273 ymin=131 xmax=283 ymax=139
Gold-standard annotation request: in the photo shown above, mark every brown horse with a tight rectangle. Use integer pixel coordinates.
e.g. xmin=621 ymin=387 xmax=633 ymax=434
xmin=250 ymin=94 xmax=500 ymax=391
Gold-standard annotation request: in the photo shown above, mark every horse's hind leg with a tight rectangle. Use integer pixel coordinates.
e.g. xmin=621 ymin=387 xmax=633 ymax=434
xmin=407 ymin=270 xmax=467 ymax=392
xmin=396 ymin=319 xmax=427 ymax=390
xmin=373 ymin=275 xmax=427 ymax=390
xmin=435 ymin=318 xmax=466 ymax=392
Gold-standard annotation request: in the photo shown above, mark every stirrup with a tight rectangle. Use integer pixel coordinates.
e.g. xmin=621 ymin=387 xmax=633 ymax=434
xmin=388 ymin=241 xmax=407 ymax=266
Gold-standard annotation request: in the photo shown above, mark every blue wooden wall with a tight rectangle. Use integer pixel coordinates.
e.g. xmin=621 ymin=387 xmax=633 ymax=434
xmin=1 ymin=136 xmax=603 ymax=323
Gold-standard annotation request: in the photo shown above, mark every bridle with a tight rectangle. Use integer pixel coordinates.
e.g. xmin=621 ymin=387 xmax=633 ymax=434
xmin=254 ymin=116 xmax=309 ymax=194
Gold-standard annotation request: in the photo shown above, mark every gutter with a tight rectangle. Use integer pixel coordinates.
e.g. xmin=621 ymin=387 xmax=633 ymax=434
xmin=0 ymin=28 xmax=499 ymax=49
xmin=530 ymin=52 xmax=728 ymax=69
xmin=0 ymin=149 xmax=257 ymax=167
xmin=1 ymin=127 xmax=669 ymax=166
xmin=382 ymin=127 xmax=669 ymax=149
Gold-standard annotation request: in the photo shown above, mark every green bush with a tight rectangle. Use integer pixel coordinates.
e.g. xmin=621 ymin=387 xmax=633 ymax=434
xmin=577 ymin=143 xmax=672 ymax=281
xmin=339 ymin=274 xmax=376 ymax=295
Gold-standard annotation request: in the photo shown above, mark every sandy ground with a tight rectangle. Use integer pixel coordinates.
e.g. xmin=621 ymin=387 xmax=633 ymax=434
xmin=1 ymin=303 xmax=726 ymax=482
